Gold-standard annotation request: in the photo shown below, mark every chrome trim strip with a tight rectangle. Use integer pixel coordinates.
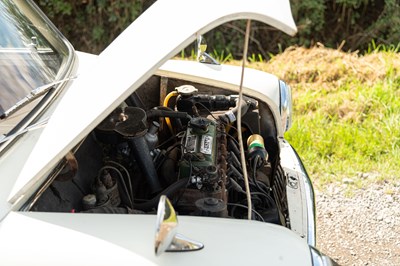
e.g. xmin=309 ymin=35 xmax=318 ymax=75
xmin=166 ymin=233 xmax=204 ymax=253
xmin=310 ymin=246 xmax=337 ymax=266
xmin=292 ymin=147 xmax=316 ymax=247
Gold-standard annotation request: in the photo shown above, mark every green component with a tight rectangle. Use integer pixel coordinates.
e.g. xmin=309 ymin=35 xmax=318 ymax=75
xmin=179 ymin=118 xmax=217 ymax=179
xmin=248 ymin=142 xmax=264 ymax=150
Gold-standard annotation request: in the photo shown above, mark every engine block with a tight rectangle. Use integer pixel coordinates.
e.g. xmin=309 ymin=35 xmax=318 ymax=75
xmin=179 ymin=117 xmax=218 ymax=187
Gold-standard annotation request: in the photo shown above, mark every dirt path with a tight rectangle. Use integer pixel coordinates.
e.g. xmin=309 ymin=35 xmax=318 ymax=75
xmin=315 ymin=182 xmax=400 ymax=265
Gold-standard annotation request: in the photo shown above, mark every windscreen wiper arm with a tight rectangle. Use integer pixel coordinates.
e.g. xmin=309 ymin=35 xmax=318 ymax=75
xmin=0 ymin=118 xmax=49 ymax=144
xmin=0 ymin=76 xmax=76 ymax=119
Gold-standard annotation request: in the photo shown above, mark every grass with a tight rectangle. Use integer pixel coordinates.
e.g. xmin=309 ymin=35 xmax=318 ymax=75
xmin=365 ymin=39 xmax=400 ymax=54
xmin=247 ymin=46 xmax=400 ymax=191
xmin=179 ymin=49 xmax=265 ymax=63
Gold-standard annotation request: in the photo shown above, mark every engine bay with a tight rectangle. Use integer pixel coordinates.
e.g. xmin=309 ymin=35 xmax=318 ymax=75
xmin=29 ymin=75 xmax=289 ymax=226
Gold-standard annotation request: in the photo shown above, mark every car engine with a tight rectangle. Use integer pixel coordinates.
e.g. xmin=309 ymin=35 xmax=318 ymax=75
xmin=30 ymin=76 xmax=288 ymax=226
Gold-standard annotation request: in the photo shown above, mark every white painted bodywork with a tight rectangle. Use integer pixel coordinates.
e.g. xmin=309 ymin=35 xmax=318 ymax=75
xmin=0 ymin=213 xmax=312 ymax=265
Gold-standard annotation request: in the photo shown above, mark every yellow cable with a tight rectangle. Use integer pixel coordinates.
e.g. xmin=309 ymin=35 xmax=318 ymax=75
xmin=163 ymin=91 xmax=178 ymax=134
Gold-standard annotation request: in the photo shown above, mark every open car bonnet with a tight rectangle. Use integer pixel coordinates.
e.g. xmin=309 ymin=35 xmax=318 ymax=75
xmin=8 ymin=0 xmax=297 ymax=203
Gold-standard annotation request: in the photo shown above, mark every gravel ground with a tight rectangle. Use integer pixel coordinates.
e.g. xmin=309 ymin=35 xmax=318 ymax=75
xmin=315 ymin=180 xmax=400 ymax=265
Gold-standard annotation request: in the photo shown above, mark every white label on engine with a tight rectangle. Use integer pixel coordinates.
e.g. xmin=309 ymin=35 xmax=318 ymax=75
xmin=185 ymin=133 xmax=197 ymax=153
xmin=226 ymin=110 xmax=236 ymax=122
xmin=200 ymin=135 xmax=213 ymax=155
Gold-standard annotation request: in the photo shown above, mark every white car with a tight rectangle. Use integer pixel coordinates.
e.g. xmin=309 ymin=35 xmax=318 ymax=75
xmin=0 ymin=0 xmax=335 ymax=265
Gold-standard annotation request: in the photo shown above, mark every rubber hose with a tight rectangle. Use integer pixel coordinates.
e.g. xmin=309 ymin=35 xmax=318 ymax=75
xmin=134 ymin=177 xmax=189 ymax=211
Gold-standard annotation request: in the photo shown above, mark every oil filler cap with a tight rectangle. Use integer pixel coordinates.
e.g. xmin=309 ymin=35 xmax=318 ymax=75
xmin=190 ymin=117 xmax=211 ymax=133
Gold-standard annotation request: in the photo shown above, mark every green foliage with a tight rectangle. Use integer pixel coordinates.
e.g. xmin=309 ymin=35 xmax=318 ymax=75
xmin=288 ymin=0 xmax=400 ymax=51
xmin=209 ymin=49 xmax=233 ymax=64
xmin=290 ymin=0 xmax=326 ymax=47
xmin=37 ymin=0 xmax=72 ymax=16
xmin=366 ymin=40 xmax=400 ymax=54
xmin=179 ymin=49 xmax=197 ymax=61
xmin=248 ymin=53 xmax=265 ymax=63
xmin=35 ymin=0 xmax=149 ymax=54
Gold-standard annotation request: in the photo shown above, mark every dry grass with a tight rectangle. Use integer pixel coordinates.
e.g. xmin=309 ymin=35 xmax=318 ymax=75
xmin=249 ymin=46 xmax=400 ymax=123
xmin=253 ymin=45 xmax=400 ymax=87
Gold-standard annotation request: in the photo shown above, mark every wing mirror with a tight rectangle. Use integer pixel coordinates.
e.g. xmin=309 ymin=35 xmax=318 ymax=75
xmin=196 ymin=35 xmax=220 ymax=65
xmin=154 ymin=195 xmax=204 ymax=256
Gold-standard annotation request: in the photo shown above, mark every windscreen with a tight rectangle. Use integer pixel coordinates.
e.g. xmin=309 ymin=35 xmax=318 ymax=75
xmin=0 ymin=0 xmax=69 ymax=119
